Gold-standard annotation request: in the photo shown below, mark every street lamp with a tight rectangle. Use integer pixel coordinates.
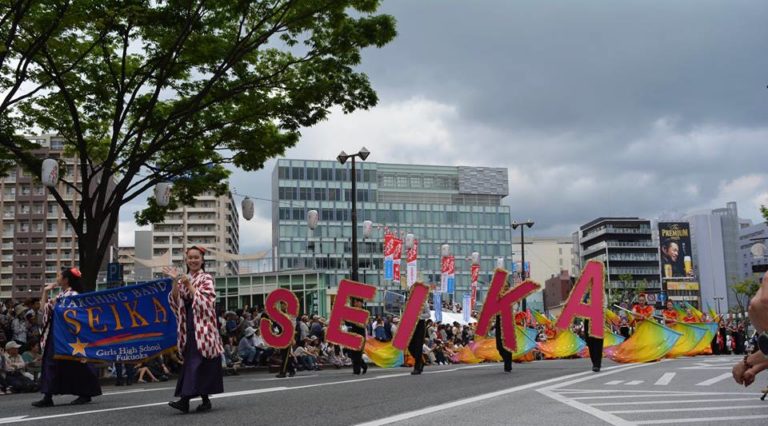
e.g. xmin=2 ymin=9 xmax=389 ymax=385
xmin=307 ymin=209 xmax=319 ymax=269
xmin=511 ymin=219 xmax=534 ymax=311
xmin=713 ymin=296 xmax=724 ymax=315
xmin=337 ymin=147 xmax=370 ymax=281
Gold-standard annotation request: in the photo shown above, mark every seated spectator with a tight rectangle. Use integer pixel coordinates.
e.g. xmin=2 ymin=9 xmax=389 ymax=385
xmin=433 ymin=339 xmax=447 ymax=365
xmin=20 ymin=339 xmax=42 ymax=381
xmin=238 ymin=327 xmax=259 ymax=365
xmin=2 ymin=341 xmax=36 ymax=393
xmin=144 ymin=356 xmax=171 ymax=382
xmin=136 ymin=361 xmax=159 ymax=383
xmin=293 ymin=340 xmax=319 ymax=371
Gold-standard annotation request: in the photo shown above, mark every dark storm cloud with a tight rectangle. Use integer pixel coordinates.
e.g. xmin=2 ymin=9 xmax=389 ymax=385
xmin=366 ymin=0 xmax=768 ymax=133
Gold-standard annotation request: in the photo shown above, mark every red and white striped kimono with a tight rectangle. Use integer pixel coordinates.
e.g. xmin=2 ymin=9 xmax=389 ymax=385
xmin=40 ymin=288 xmax=78 ymax=353
xmin=168 ymin=271 xmax=223 ymax=359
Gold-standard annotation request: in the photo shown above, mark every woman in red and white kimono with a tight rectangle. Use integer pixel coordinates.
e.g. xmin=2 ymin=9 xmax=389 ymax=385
xmin=163 ymin=246 xmax=223 ymax=414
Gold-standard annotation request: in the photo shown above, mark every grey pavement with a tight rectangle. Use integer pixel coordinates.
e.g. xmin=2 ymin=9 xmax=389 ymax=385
xmin=0 ymin=355 xmax=765 ymax=425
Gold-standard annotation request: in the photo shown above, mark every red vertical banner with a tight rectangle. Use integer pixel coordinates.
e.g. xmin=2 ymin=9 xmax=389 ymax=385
xmin=470 ymin=263 xmax=480 ymax=311
xmin=392 ymin=236 xmax=403 ymax=285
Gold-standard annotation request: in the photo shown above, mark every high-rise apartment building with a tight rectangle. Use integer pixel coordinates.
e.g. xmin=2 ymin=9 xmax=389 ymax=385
xmin=0 ymin=134 xmax=117 ymax=300
xmin=148 ymin=190 xmax=240 ymax=276
xmin=272 ymin=159 xmax=513 ymax=305
xmin=513 ymin=237 xmax=573 ymax=311
xmin=739 ymin=222 xmax=768 ymax=281
xmin=573 ymin=217 xmax=660 ymax=303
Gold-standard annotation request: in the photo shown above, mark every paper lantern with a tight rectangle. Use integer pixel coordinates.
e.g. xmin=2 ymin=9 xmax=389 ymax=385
xmin=307 ymin=210 xmax=318 ymax=230
xmin=241 ymin=197 xmax=254 ymax=221
xmin=363 ymin=220 xmax=373 ymax=238
xmin=441 ymin=244 xmax=451 ymax=257
xmin=154 ymin=182 xmax=172 ymax=207
xmin=41 ymin=159 xmax=58 ymax=188
xmin=405 ymin=233 xmax=415 ymax=250
xmin=471 ymin=252 xmax=480 ymax=265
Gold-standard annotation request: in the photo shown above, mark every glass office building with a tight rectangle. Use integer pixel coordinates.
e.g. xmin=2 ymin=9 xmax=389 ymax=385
xmin=272 ymin=159 xmax=514 ymax=306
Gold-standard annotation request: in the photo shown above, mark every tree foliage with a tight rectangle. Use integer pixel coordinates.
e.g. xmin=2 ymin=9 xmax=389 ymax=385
xmin=0 ymin=0 xmax=396 ymax=290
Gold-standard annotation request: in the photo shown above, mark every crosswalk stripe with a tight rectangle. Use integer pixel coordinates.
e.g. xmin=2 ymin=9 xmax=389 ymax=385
xmin=635 ymin=415 xmax=768 ymax=424
xmin=605 ymin=380 xmax=623 ymax=385
xmin=625 ymin=380 xmax=643 ymax=385
xmin=654 ymin=372 xmax=675 ymax=386
xmin=695 ymin=373 xmax=731 ymax=386
xmin=592 ymin=397 xmax=757 ymax=406
xmin=607 ymin=405 xmax=766 ymax=414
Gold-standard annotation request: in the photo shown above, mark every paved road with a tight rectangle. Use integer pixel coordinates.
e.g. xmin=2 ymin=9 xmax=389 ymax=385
xmin=0 ymin=355 xmax=764 ymax=425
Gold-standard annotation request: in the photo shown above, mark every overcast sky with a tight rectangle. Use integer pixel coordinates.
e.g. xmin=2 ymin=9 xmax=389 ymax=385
xmin=121 ymin=0 xmax=768 ymax=253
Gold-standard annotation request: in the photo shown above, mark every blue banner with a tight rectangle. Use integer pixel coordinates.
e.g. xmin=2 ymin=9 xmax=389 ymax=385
xmin=384 ymin=259 xmax=394 ymax=280
xmin=462 ymin=293 xmax=471 ymax=324
xmin=447 ymin=276 xmax=455 ymax=294
xmin=433 ymin=292 xmax=442 ymax=323
xmin=53 ymin=279 xmax=176 ymax=363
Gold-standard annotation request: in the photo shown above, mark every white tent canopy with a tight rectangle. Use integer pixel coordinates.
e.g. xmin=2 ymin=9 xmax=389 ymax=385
xmin=430 ymin=310 xmax=477 ymax=325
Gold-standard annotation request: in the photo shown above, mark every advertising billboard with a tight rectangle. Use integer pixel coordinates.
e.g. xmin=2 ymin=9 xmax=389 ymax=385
xmin=658 ymin=222 xmax=694 ymax=279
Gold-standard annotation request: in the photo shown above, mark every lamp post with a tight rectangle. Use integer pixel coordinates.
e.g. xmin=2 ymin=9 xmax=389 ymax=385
xmin=307 ymin=209 xmax=319 ymax=270
xmin=511 ymin=219 xmax=534 ymax=311
xmin=713 ymin=296 xmax=724 ymax=315
xmin=363 ymin=220 xmax=373 ymax=284
xmin=337 ymin=147 xmax=370 ymax=281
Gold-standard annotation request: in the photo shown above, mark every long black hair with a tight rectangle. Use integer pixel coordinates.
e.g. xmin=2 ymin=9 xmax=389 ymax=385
xmin=61 ymin=267 xmax=84 ymax=293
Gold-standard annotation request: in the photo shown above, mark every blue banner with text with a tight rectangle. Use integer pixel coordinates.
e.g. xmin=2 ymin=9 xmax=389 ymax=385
xmin=53 ymin=279 xmax=176 ymax=363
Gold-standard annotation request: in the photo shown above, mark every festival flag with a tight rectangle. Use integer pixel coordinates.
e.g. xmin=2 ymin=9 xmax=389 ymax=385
xmin=433 ymin=292 xmax=442 ymax=323
xmin=392 ymin=236 xmax=403 ymax=286
xmin=406 ymin=238 xmax=418 ymax=288
xmin=531 ymin=309 xmax=552 ymax=327
xmin=673 ymin=302 xmax=687 ymax=318
xmin=706 ymin=304 xmax=719 ymax=322
xmin=608 ymin=320 xmax=681 ymax=363
xmin=383 ymin=232 xmax=394 ymax=281
xmin=441 ymin=255 xmax=455 ymax=293
xmin=604 ymin=308 xmax=621 ymax=326
xmin=462 ymin=293 xmax=471 ymax=324
xmin=470 ymin=263 xmax=480 ymax=312
xmin=666 ymin=322 xmax=709 ymax=358
xmin=537 ymin=329 xmax=586 ymax=359
xmin=685 ymin=302 xmax=704 ymax=322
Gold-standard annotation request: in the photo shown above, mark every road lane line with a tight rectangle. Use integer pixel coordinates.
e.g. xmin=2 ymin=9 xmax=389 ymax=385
xmin=607 ymin=404 xmax=767 ymax=414
xmin=102 ymin=387 xmax=174 ymax=396
xmin=654 ymin=372 xmax=675 ymax=385
xmin=634 ymin=415 xmax=768 ymax=424
xmin=592 ymin=397 xmax=759 ymax=406
xmin=605 ymin=380 xmax=623 ymax=385
xmin=625 ymin=380 xmax=643 ymax=385
xmin=695 ymin=372 xmax=731 ymax=386
xmin=355 ymin=364 xmax=640 ymax=426
xmin=0 ymin=363 xmax=507 ymax=424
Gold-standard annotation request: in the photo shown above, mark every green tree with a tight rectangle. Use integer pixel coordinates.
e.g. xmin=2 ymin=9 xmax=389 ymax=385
xmin=731 ymin=277 xmax=760 ymax=317
xmin=762 ymin=205 xmax=768 ymax=223
xmin=0 ymin=0 xmax=396 ymax=291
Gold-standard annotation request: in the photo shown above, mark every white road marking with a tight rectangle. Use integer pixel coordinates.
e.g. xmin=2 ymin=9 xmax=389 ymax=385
xmin=102 ymin=387 xmax=174 ymax=396
xmin=654 ymin=372 xmax=675 ymax=385
xmin=625 ymin=380 xmax=643 ymax=385
xmin=0 ymin=418 xmax=28 ymax=424
xmin=592 ymin=397 xmax=759 ymax=406
xmin=249 ymin=374 xmax=319 ymax=382
xmin=533 ymin=362 xmax=659 ymax=426
xmin=356 ymin=363 xmax=645 ymax=426
xmin=635 ymin=415 xmax=768 ymax=424
xmin=571 ymin=393 xmax=702 ymax=400
xmin=605 ymin=380 xmax=623 ymax=385
xmin=695 ymin=372 xmax=732 ymax=386
xmin=607 ymin=404 xmax=766 ymax=414
xmin=679 ymin=366 xmax=733 ymax=370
